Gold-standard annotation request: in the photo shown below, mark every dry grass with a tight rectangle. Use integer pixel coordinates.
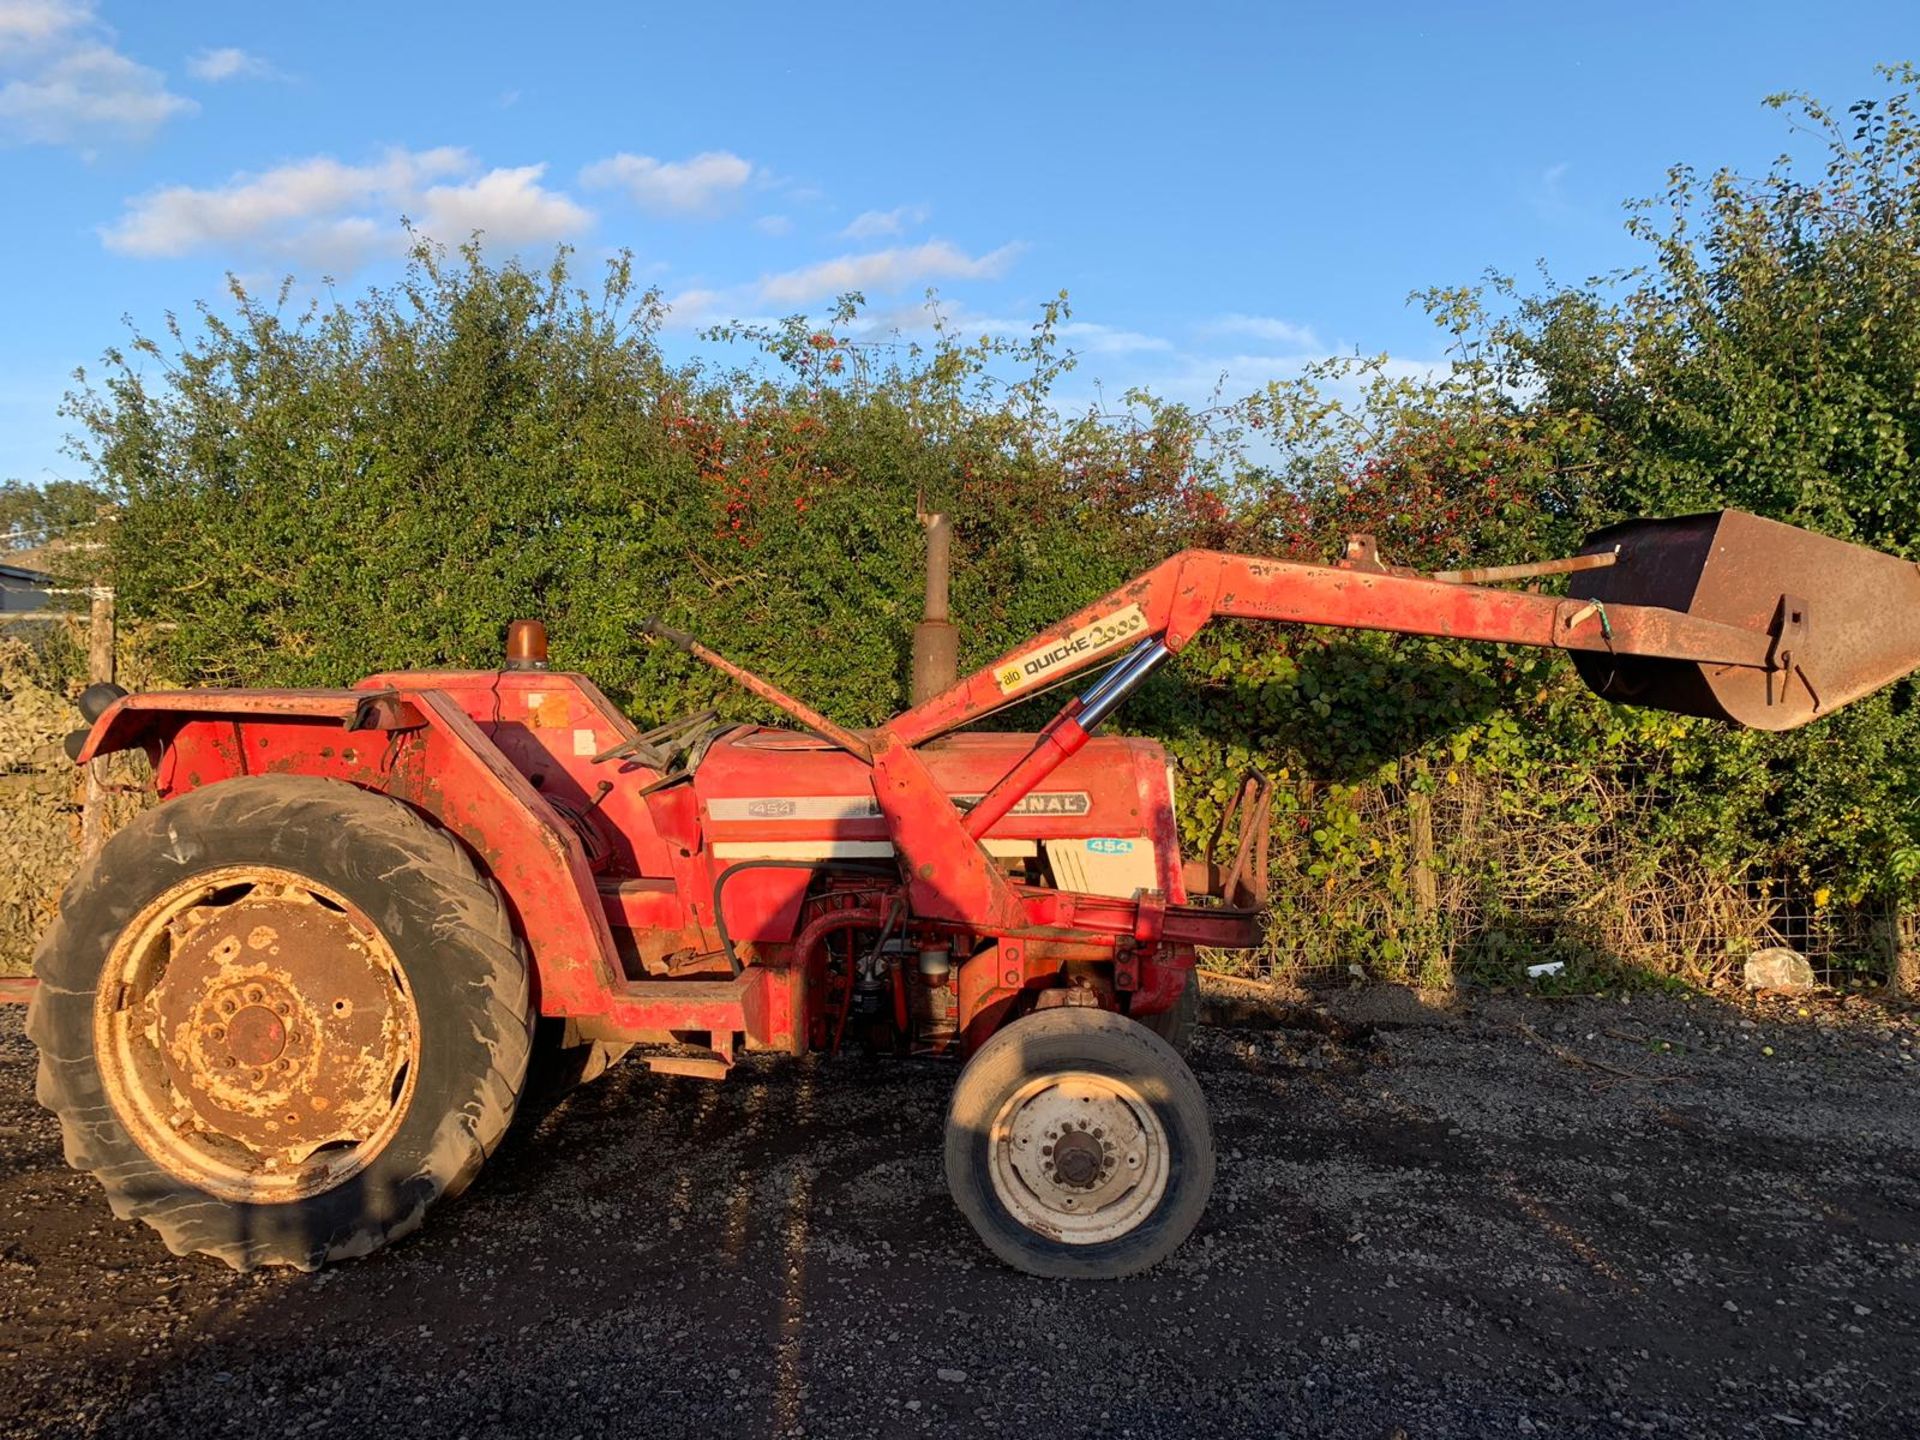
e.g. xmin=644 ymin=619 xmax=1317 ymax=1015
xmin=0 ymin=622 xmax=158 ymax=974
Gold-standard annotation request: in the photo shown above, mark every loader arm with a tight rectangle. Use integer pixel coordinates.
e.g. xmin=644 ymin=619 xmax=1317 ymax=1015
xmin=884 ymin=547 xmax=1777 ymax=748
xmin=863 ymin=512 xmax=1920 ymax=938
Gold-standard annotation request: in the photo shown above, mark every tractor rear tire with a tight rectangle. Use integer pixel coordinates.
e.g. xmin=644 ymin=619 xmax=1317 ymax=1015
xmin=29 ymin=775 xmax=532 ymax=1270
xmin=1136 ymin=968 xmax=1199 ymax=1056
xmin=944 ymin=1006 xmax=1213 ymax=1279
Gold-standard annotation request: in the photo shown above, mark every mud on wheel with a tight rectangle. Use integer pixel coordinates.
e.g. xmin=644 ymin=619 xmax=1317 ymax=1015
xmin=944 ymin=1006 xmax=1213 ymax=1279
xmin=29 ymin=775 xmax=531 ymax=1270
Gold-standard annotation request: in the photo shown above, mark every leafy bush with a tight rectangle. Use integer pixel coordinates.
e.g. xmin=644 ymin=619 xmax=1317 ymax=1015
xmin=65 ymin=254 xmax=1220 ymax=728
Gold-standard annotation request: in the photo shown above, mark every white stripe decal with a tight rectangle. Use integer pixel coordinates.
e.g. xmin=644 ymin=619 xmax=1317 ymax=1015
xmin=706 ymin=792 xmax=1091 ymax=821
xmin=707 ymin=796 xmax=879 ymax=822
xmin=711 ymin=840 xmax=894 ymax=860
xmin=710 ymin=839 xmax=1038 ymax=861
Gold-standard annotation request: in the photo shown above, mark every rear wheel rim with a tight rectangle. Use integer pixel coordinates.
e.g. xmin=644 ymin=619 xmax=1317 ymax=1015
xmin=93 ymin=864 xmax=421 ymax=1203
xmin=987 ymin=1071 xmax=1169 ymax=1244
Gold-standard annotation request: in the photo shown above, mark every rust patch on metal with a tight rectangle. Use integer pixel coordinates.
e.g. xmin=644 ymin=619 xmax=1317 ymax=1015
xmin=527 ymin=691 xmax=571 ymax=730
xmin=94 ymin=866 xmax=419 ymax=1204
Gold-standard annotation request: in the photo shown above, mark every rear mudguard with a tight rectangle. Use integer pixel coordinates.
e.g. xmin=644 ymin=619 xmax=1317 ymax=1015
xmin=77 ymin=689 xmax=626 ymax=1020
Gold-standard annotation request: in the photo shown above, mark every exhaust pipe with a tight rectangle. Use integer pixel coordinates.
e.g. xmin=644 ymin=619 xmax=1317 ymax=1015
xmin=911 ymin=506 xmax=959 ymax=704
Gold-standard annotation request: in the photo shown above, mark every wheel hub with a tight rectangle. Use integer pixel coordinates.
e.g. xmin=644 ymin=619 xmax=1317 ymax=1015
xmin=222 ymin=1000 xmax=289 ymax=1067
xmin=95 ymin=868 xmax=420 ymax=1203
xmin=988 ymin=1073 xmax=1169 ymax=1245
xmin=1049 ymin=1129 xmax=1106 ymax=1188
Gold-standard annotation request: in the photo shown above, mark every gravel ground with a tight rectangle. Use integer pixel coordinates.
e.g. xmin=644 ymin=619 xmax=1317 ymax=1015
xmin=2 ymin=985 xmax=1917 ymax=1439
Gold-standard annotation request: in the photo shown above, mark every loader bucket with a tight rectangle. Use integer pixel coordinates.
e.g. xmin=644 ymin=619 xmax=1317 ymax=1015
xmin=1564 ymin=509 xmax=1920 ymax=731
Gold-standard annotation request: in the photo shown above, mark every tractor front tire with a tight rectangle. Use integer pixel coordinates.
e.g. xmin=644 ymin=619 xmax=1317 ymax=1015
xmin=944 ymin=1006 xmax=1214 ymax=1279
xmin=29 ymin=775 xmax=532 ymax=1270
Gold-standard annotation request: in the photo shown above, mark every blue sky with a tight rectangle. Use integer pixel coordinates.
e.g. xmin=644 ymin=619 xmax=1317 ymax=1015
xmin=0 ymin=1 xmax=1912 ymax=486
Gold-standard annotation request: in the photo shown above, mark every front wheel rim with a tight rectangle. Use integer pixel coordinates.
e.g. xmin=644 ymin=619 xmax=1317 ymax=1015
xmin=987 ymin=1071 xmax=1170 ymax=1244
xmin=93 ymin=865 xmax=421 ymax=1204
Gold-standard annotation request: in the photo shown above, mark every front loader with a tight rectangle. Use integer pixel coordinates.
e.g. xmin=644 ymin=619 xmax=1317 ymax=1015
xmin=26 ymin=509 xmax=1920 ymax=1277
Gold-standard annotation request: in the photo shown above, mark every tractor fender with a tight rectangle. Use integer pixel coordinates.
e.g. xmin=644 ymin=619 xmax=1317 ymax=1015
xmin=74 ymin=688 xmax=625 ymax=1019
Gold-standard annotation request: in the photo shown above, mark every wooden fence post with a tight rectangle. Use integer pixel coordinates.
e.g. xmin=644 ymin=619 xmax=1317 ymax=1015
xmin=1405 ymin=757 xmax=1443 ymax=982
xmin=1408 ymin=758 xmax=1439 ymax=915
xmin=1893 ymin=911 xmax=1920 ymax=1001
xmin=79 ymin=586 xmax=115 ymax=857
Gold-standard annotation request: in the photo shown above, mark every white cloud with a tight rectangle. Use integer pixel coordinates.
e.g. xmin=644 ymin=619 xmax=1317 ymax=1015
xmin=1197 ymin=314 xmax=1321 ymax=349
xmin=0 ymin=0 xmax=192 ymax=147
xmin=0 ymin=42 xmax=192 ymax=143
xmin=0 ymin=0 xmax=192 ymax=144
xmin=661 ymin=240 xmax=1025 ymax=330
xmin=840 ymin=203 xmax=929 ymax=240
xmin=0 ymin=0 xmax=87 ymax=52
xmin=827 ymin=302 xmax=1170 ymax=358
xmin=186 ymin=46 xmax=274 ymax=82
xmin=102 ymin=146 xmax=591 ymax=269
xmin=758 ymin=240 xmax=1022 ymax=306
xmin=1532 ymin=160 xmax=1573 ymax=220
xmin=1057 ymin=321 xmax=1171 ymax=355
xmin=416 ymin=164 xmax=590 ymax=246
xmin=662 ymin=286 xmax=728 ymax=328
xmin=579 ymin=149 xmax=752 ymax=216
xmin=753 ymin=213 xmax=792 ymax=236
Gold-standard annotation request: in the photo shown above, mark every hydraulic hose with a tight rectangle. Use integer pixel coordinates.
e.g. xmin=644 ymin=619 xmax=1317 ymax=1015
xmin=710 ymin=859 xmax=897 ymax=977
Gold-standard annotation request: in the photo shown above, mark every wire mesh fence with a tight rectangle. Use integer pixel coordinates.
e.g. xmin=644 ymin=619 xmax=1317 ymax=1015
xmin=1247 ymin=766 xmax=1898 ymax=988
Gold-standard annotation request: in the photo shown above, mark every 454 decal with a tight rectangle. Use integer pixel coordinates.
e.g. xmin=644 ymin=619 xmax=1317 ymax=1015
xmin=994 ymin=604 xmax=1148 ymax=695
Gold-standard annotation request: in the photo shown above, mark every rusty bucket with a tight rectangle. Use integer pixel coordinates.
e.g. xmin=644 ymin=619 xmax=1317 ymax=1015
xmin=1565 ymin=510 xmax=1920 ymax=731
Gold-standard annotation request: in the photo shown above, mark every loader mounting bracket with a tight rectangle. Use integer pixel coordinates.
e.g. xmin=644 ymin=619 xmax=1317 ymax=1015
xmin=1767 ymin=594 xmax=1820 ymax=712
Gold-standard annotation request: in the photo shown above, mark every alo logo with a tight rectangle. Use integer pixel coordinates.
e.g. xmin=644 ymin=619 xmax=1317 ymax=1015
xmin=1086 ymin=837 xmax=1136 ymax=855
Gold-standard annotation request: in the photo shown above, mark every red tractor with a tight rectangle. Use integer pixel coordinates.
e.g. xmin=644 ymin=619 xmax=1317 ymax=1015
xmin=27 ymin=510 xmax=1920 ymax=1277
